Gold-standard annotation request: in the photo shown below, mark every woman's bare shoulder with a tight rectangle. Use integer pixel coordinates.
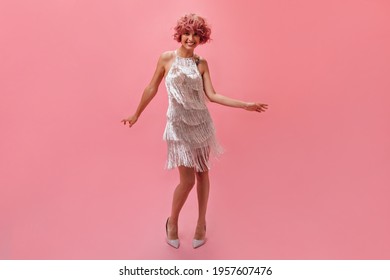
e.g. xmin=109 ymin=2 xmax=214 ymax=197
xmin=194 ymin=54 xmax=207 ymax=63
xmin=194 ymin=55 xmax=209 ymax=72
xmin=160 ymin=50 xmax=175 ymax=62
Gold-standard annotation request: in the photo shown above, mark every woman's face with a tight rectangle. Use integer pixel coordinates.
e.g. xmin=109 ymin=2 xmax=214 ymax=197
xmin=180 ymin=31 xmax=201 ymax=50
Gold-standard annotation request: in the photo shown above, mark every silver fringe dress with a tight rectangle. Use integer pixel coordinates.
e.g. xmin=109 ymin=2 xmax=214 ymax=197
xmin=163 ymin=51 xmax=223 ymax=172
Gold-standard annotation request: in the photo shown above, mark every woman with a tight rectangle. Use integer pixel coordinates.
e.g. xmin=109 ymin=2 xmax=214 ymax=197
xmin=122 ymin=14 xmax=268 ymax=249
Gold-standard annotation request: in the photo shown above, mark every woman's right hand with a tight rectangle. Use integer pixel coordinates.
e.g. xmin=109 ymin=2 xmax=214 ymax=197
xmin=121 ymin=115 xmax=138 ymax=127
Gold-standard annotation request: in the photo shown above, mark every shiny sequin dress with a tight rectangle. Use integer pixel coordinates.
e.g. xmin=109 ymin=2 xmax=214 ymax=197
xmin=163 ymin=51 xmax=223 ymax=172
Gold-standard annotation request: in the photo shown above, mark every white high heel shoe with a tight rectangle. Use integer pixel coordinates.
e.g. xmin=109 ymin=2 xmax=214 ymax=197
xmin=192 ymin=238 xmax=206 ymax=248
xmin=192 ymin=225 xmax=206 ymax=249
xmin=166 ymin=218 xmax=180 ymax=249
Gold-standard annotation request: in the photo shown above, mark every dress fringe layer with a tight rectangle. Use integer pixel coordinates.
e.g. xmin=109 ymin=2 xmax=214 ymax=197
xmin=163 ymin=51 xmax=223 ymax=172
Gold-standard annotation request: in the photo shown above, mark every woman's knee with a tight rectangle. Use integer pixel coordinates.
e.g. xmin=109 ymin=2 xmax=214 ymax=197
xmin=178 ymin=166 xmax=196 ymax=189
xmin=180 ymin=178 xmax=195 ymax=190
xmin=196 ymin=170 xmax=209 ymax=182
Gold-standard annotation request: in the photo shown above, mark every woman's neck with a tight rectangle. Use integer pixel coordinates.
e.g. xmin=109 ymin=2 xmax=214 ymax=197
xmin=177 ymin=46 xmax=194 ymax=58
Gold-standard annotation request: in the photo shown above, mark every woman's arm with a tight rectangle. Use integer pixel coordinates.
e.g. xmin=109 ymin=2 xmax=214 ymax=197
xmin=199 ymin=58 xmax=268 ymax=113
xmin=122 ymin=53 xmax=168 ymax=127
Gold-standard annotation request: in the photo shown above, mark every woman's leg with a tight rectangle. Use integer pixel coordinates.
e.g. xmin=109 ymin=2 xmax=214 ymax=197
xmin=194 ymin=170 xmax=210 ymax=240
xmin=167 ymin=166 xmax=196 ymax=240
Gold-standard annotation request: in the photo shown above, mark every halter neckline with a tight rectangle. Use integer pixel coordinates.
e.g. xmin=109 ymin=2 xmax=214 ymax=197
xmin=175 ymin=49 xmax=195 ymax=59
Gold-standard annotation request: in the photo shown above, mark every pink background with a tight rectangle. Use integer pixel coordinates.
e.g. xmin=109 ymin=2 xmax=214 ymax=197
xmin=1 ymin=0 xmax=389 ymax=259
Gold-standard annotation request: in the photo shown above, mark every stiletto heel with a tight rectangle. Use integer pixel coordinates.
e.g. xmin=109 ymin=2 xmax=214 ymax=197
xmin=166 ymin=218 xmax=180 ymax=249
xmin=192 ymin=225 xmax=206 ymax=249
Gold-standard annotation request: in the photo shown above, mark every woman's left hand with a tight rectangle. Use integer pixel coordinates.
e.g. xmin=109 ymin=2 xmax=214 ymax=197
xmin=245 ymin=102 xmax=268 ymax=113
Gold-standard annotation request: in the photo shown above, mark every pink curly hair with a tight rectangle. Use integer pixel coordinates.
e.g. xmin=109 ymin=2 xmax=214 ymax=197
xmin=173 ymin=13 xmax=211 ymax=44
